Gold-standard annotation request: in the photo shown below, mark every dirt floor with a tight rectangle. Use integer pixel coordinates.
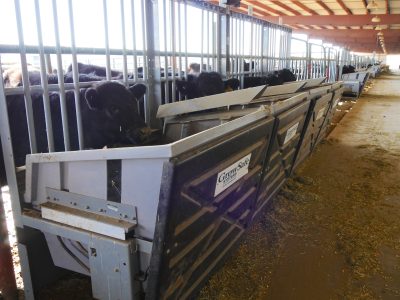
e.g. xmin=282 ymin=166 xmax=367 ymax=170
xmin=200 ymin=72 xmax=400 ymax=299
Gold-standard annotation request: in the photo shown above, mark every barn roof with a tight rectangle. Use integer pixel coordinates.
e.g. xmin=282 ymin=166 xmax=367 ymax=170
xmin=209 ymin=0 xmax=400 ymax=54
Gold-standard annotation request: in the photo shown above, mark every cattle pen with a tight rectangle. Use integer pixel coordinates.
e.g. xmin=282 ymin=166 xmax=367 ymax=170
xmin=0 ymin=0 xmax=399 ymax=299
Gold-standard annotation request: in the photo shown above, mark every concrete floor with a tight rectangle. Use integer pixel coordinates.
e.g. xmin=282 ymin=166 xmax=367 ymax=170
xmin=201 ymin=72 xmax=400 ymax=299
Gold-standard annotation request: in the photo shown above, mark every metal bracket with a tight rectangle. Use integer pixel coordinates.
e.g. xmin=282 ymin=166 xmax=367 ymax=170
xmin=46 ymin=187 xmax=137 ymax=222
xmin=41 ymin=202 xmax=136 ymax=240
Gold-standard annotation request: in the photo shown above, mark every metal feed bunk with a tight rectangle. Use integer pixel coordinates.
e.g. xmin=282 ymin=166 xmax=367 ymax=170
xmin=20 ymin=77 xmax=343 ymax=299
xmin=0 ymin=0 xmax=350 ymax=299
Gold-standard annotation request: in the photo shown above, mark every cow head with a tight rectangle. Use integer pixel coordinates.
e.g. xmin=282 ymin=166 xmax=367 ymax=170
xmin=83 ymin=81 xmax=149 ymax=147
xmin=278 ymin=69 xmax=296 ymax=83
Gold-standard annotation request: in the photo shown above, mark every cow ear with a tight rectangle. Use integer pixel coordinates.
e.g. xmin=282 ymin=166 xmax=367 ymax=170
xmin=85 ymin=88 xmax=102 ymax=110
xmin=129 ymin=84 xmax=147 ymax=101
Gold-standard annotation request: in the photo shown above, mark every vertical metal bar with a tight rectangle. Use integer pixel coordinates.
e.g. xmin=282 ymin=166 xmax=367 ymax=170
xmin=271 ymin=27 xmax=274 ymax=70
xmin=177 ymin=2 xmax=183 ymax=100
xmin=212 ymin=13 xmax=216 ymax=72
xmin=260 ymin=25 xmax=265 ymax=75
xmin=13 ymin=0 xmax=37 ymax=154
xmin=34 ymin=0 xmax=54 ymax=152
xmin=184 ymin=2 xmax=188 ymax=79
xmin=68 ymin=0 xmax=84 ymax=149
xmin=52 ymin=0 xmax=70 ymax=151
xmin=270 ymin=27 xmax=273 ymax=71
xmin=140 ymin=0 xmax=148 ymax=120
xmin=170 ymin=0 xmax=176 ymax=102
xmin=45 ymin=54 xmax=52 ymax=74
xmin=235 ymin=17 xmax=239 ymax=76
xmin=0 ymin=70 xmax=23 ymax=227
xmin=200 ymin=9 xmax=204 ymax=72
xmin=282 ymin=30 xmax=285 ymax=69
xmin=229 ymin=19 xmax=233 ymax=76
xmin=207 ymin=10 xmax=210 ymax=71
xmin=162 ymin=0 xmax=169 ymax=103
xmin=120 ymin=0 xmax=128 ymax=86
xmin=130 ymin=0 xmax=138 ymax=81
xmin=177 ymin=2 xmax=182 ymax=78
xmin=268 ymin=27 xmax=272 ymax=71
xmin=258 ymin=22 xmax=261 ymax=74
xmin=255 ymin=23 xmax=259 ymax=75
xmin=274 ymin=27 xmax=278 ymax=69
xmin=217 ymin=8 xmax=229 ymax=77
xmin=240 ymin=17 xmax=244 ymax=86
xmin=144 ymin=0 xmax=161 ymax=127
xmin=102 ymin=0 xmax=112 ymax=80
xmin=287 ymin=33 xmax=292 ymax=70
xmin=250 ymin=20 xmax=253 ymax=76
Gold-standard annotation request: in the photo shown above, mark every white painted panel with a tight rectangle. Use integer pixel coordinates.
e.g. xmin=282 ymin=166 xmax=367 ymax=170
xmin=121 ymin=158 xmax=166 ymax=239
xmin=31 ymin=162 xmax=61 ymax=206
xmin=67 ymin=161 xmax=107 ymax=200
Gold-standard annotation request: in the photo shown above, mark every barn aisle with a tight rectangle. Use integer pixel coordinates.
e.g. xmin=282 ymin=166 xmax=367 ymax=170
xmin=200 ymin=72 xmax=400 ymax=299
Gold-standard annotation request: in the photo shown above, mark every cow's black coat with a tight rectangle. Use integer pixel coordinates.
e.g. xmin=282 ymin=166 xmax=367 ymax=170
xmin=176 ymin=72 xmax=240 ymax=100
xmin=67 ymin=62 xmax=123 ymax=78
xmin=342 ymin=65 xmax=356 ymax=74
xmin=0 ymin=79 xmax=147 ymax=185
xmin=242 ymin=69 xmax=297 ymax=88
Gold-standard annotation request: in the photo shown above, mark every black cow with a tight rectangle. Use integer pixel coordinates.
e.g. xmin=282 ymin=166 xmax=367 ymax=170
xmin=278 ymin=68 xmax=297 ymax=82
xmin=4 ymin=68 xmax=108 ymax=87
xmin=176 ymin=72 xmax=240 ymax=100
xmin=67 ymin=62 xmax=123 ymax=78
xmin=342 ymin=65 xmax=356 ymax=74
xmin=0 ymin=79 xmax=148 ymax=186
xmin=243 ymin=69 xmax=296 ymax=88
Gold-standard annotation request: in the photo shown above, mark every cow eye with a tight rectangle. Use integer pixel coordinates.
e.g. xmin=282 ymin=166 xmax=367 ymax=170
xmin=109 ymin=105 xmax=120 ymax=115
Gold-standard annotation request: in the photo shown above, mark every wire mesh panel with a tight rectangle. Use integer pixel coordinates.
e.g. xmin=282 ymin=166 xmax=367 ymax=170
xmin=157 ymin=1 xmax=220 ymax=103
xmin=310 ymin=43 xmax=325 ymax=79
xmin=229 ymin=15 xmax=263 ymax=81
xmin=325 ymin=47 xmax=338 ymax=82
xmin=0 ymin=0 xmax=153 ymax=233
xmin=288 ymin=38 xmax=308 ymax=80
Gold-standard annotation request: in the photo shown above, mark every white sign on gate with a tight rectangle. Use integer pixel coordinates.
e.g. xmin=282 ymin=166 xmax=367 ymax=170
xmin=284 ymin=122 xmax=299 ymax=145
xmin=316 ymin=107 xmax=325 ymax=120
xmin=214 ymin=153 xmax=252 ymax=197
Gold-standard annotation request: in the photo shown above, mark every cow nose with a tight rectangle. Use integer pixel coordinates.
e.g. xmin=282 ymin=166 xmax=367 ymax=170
xmin=139 ymin=127 xmax=152 ymax=137
xmin=125 ymin=126 xmax=153 ymax=145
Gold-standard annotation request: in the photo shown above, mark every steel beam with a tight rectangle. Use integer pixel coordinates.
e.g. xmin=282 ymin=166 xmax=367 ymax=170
xmin=264 ymin=14 xmax=400 ymax=26
xmin=290 ymin=1 xmax=318 ymax=15
xmin=269 ymin=1 xmax=301 ymax=16
xmin=240 ymin=1 xmax=277 ymax=16
xmin=336 ymin=0 xmax=352 ymax=15
xmin=315 ymin=1 xmax=334 ymax=15
xmin=293 ymin=28 xmax=400 ymax=38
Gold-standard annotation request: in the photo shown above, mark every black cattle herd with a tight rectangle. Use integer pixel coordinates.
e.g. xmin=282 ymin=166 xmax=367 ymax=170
xmin=1 ymin=62 xmax=359 ymax=186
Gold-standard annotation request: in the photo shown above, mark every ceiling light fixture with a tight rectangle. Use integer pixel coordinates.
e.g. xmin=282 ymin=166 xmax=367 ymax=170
xmin=375 ymin=25 xmax=382 ymax=30
xmin=367 ymin=0 xmax=378 ymax=9
xmin=372 ymin=16 xmax=381 ymax=22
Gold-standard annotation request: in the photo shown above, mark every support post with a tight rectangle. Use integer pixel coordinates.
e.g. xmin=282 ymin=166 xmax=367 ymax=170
xmin=217 ymin=8 xmax=230 ymax=77
xmin=144 ymin=0 xmax=162 ymax=128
